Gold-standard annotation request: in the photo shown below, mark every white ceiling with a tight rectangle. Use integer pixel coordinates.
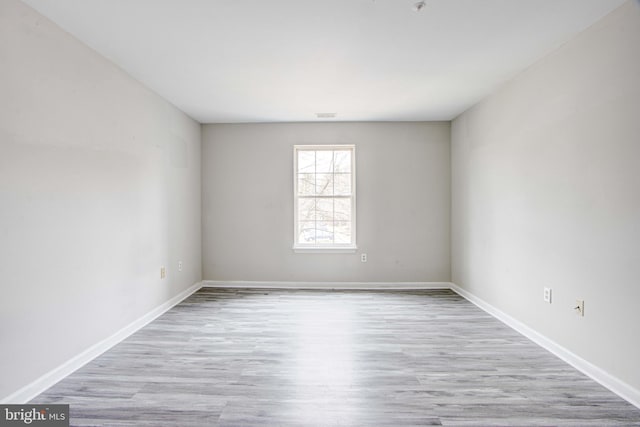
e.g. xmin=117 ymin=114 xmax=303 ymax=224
xmin=21 ymin=0 xmax=627 ymax=123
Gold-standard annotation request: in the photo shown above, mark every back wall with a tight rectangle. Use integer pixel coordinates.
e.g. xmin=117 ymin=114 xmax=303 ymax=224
xmin=202 ymin=122 xmax=450 ymax=283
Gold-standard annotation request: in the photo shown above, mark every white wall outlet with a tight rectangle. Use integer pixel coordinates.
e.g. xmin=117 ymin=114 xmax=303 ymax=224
xmin=178 ymin=261 xmax=183 ymax=272
xmin=543 ymin=287 xmax=552 ymax=303
xmin=361 ymin=253 xmax=367 ymax=263
xmin=160 ymin=266 xmax=166 ymax=279
xmin=575 ymin=299 xmax=584 ymax=317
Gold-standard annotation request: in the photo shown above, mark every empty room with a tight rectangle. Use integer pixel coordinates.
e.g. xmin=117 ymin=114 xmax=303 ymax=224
xmin=1 ymin=0 xmax=640 ymax=425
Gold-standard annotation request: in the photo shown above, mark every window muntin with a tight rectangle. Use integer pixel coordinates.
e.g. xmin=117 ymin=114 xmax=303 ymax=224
xmin=294 ymin=145 xmax=356 ymax=251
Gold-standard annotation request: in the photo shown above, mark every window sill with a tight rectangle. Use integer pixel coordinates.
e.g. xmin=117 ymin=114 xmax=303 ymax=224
xmin=293 ymin=246 xmax=357 ymax=254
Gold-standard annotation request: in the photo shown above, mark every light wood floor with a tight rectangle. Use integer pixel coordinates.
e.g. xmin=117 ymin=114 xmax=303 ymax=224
xmin=33 ymin=288 xmax=640 ymax=426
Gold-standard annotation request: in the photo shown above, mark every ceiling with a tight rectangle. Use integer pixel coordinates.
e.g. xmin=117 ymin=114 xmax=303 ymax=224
xmin=21 ymin=0 xmax=627 ymax=123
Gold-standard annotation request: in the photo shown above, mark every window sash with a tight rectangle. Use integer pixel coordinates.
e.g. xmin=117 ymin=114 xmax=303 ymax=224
xmin=293 ymin=145 xmax=356 ymax=250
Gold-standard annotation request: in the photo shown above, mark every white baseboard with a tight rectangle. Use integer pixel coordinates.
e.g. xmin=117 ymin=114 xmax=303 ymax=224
xmin=449 ymin=283 xmax=640 ymax=410
xmin=201 ymin=280 xmax=451 ymax=290
xmin=1 ymin=281 xmax=203 ymax=404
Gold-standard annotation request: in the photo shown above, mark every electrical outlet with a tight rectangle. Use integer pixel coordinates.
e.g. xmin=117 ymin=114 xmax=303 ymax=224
xmin=178 ymin=261 xmax=183 ymax=272
xmin=160 ymin=266 xmax=166 ymax=279
xmin=543 ymin=287 xmax=552 ymax=303
xmin=361 ymin=253 xmax=367 ymax=263
xmin=574 ymin=299 xmax=584 ymax=317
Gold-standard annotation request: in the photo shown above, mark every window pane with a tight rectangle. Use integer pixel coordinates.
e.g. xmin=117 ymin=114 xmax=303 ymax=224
xmin=298 ymin=221 xmax=316 ymax=244
xmin=316 ymin=221 xmax=334 ymax=244
xmin=334 ymin=221 xmax=351 ymax=244
xmin=294 ymin=146 xmax=355 ymax=248
xmin=315 ymin=173 xmax=333 ymax=196
xmin=297 ymin=173 xmax=315 ymax=195
xmin=316 ymin=198 xmax=333 ymax=222
xmin=298 ymin=198 xmax=316 ymax=221
xmin=298 ymin=151 xmax=315 ymax=173
xmin=334 ymin=198 xmax=351 ymax=221
xmin=316 ymin=151 xmax=333 ymax=173
xmin=334 ymin=150 xmax=351 ymax=173
xmin=334 ymin=173 xmax=351 ymax=195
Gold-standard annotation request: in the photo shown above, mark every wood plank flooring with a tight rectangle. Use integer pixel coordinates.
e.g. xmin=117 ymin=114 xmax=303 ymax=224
xmin=32 ymin=288 xmax=640 ymax=426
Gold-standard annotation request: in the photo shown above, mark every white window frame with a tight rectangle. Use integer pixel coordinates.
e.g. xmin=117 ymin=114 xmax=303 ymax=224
xmin=293 ymin=144 xmax=357 ymax=253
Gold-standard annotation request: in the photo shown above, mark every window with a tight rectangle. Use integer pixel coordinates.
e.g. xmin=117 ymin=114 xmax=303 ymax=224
xmin=293 ymin=145 xmax=356 ymax=252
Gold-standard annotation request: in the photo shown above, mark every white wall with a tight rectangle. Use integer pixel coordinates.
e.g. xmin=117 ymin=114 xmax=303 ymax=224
xmin=202 ymin=122 xmax=450 ymax=282
xmin=452 ymin=0 xmax=640 ymax=394
xmin=0 ymin=0 xmax=202 ymax=400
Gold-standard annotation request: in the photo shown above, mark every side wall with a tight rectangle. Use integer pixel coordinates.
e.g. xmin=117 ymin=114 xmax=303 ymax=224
xmin=451 ymin=1 xmax=640 ymax=393
xmin=202 ymin=122 xmax=450 ymax=282
xmin=0 ymin=0 xmax=202 ymax=400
